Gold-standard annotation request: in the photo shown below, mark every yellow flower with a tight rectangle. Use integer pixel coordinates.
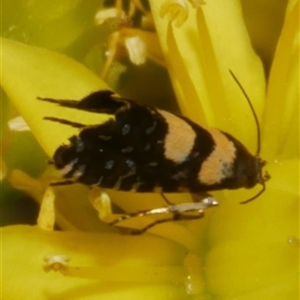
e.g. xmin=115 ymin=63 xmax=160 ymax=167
xmin=1 ymin=0 xmax=299 ymax=299
xmin=149 ymin=0 xmax=299 ymax=298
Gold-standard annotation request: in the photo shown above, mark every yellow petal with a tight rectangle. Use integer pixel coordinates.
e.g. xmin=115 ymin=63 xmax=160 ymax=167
xmin=2 ymin=225 xmax=191 ymax=300
xmin=262 ymin=1 xmax=299 ymax=160
xmin=1 ymin=37 xmax=111 ymax=157
xmin=205 ymin=239 xmax=299 ymax=297
xmin=149 ymin=0 xmax=265 ymax=152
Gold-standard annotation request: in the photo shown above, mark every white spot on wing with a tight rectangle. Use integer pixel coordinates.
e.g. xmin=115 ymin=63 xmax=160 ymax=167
xmin=122 ymin=124 xmax=131 ymax=135
xmin=105 ymin=160 xmax=115 ymax=170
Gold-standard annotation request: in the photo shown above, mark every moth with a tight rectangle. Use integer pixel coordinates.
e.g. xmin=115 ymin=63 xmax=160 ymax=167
xmin=38 ymin=71 xmax=269 ymax=232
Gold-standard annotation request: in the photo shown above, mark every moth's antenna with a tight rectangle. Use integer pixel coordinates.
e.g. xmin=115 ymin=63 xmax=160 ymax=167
xmin=239 ymin=182 xmax=267 ymax=204
xmin=229 ymin=70 xmax=269 ymax=204
xmin=229 ymin=70 xmax=261 ymax=156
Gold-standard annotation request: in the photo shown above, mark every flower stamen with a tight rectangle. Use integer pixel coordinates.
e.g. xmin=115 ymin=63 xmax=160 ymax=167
xmin=37 ymin=187 xmax=55 ymax=231
xmin=159 ymin=0 xmax=189 ymax=27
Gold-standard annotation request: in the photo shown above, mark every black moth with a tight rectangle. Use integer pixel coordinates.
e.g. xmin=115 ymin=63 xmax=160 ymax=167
xmin=38 ymin=72 xmax=269 ymax=232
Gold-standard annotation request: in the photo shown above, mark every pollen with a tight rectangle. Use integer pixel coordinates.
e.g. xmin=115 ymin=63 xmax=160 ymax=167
xmin=125 ymin=36 xmax=147 ymax=65
xmin=8 ymin=116 xmax=30 ymax=132
xmin=43 ymin=254 xmax=70 ymax=272
xmin=90 ymin=190 xmax=113 ymax=221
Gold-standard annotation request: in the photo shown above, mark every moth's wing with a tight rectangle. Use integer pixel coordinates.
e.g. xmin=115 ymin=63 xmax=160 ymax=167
xmin=38 ymin=90 xmax=132 ymax=114
xmin=81 ymin=102 xmax=165 ymax=157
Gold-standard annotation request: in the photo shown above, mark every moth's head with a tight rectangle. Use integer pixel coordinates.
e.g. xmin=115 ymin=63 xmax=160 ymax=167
xmin=234 ymin=149 xmax=266 ymax=188
xmin=230 ymin=138 xmax=270 ymax=204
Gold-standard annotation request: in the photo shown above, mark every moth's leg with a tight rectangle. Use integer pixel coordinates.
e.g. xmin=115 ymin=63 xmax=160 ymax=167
xmin=107 ymin=209 xmax=176 ymax=235
xmin=108 ymin=208 xmax=152 ymax=226
xmin=129 ymin=211 xmax=207 ymax=235
xmin=160 ymin=193 xmax=173 ymax=205
xmin=107 ymin=193 xmax=169 ymax=226
xmin=109 ymin=194 xmax=218 ymax=234
xmin=129 ymin=195 xmax=219 ymax=234
xmin=129 ymin=216 xmax=177 ymax=234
